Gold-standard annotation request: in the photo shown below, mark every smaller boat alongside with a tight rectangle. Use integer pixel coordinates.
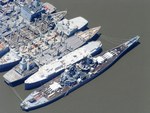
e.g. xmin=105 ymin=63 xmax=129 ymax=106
xmin=3 ymin=57 xmax=39 ymax=86
xmin=50 ymin=11 xmax=67 ymax=22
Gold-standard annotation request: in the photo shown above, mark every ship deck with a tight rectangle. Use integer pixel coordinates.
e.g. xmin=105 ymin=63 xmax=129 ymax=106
xmin=4 ymin=69 xmax=23 ymax=82
xmin=35 ymin=77 xmax=71 ymax=101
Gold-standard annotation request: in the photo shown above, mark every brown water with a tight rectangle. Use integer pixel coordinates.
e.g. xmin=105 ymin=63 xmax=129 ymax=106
xmin=0 ymin=0 xmax=149 ymax=113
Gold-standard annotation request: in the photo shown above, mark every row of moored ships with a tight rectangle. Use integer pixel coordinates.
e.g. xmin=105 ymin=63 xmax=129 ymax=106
xmin=0 ymin=0 xmax=140 ymax=111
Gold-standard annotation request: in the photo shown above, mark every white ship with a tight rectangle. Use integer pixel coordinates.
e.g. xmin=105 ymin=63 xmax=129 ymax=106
xmin=24 ymin=41 xmax=102 ymax=89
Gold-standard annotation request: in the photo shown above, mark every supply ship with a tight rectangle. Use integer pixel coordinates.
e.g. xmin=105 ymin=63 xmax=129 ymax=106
xmin=20 ymin=36 xmax=140 ymax=111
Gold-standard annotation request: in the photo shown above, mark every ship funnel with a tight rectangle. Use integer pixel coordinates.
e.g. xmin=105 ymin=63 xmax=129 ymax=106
xmin=19 ymin=57 xmax=27 ymax=71
xmin=26 ymin=58 xmax=30 ymax=71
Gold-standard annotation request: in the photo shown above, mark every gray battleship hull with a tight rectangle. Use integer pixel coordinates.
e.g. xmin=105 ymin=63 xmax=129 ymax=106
xmin=21 ymin=36 xmax=140 ymax=111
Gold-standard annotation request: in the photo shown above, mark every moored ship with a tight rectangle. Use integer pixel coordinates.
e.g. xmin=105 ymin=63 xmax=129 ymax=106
xmin=3 ymin=57 xmax=39 ymax=86
xmin=3 ymin=26 xmax=101 ymax=86
xmin=24 ymin=41 xmax=102 ymax=90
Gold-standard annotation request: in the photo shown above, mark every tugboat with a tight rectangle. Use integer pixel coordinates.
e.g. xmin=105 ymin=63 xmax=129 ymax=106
xmin=3 ymin=56 xmax=39 ymax=86
xmin=20 ymin=36 xmax=140 ymax=111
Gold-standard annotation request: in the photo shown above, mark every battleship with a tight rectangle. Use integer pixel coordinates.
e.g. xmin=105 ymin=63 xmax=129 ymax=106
xmin=3 ymin=26 xmax=101 ymax=86
xmin=24 ymin=41 xmax=102 ymax=90
xmin=20 ymin=36 xmax=140 ymax=111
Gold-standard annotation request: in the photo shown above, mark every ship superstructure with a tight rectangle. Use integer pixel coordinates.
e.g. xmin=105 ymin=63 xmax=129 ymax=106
xmin=4 ymin=57 xmax=39 ymax=86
